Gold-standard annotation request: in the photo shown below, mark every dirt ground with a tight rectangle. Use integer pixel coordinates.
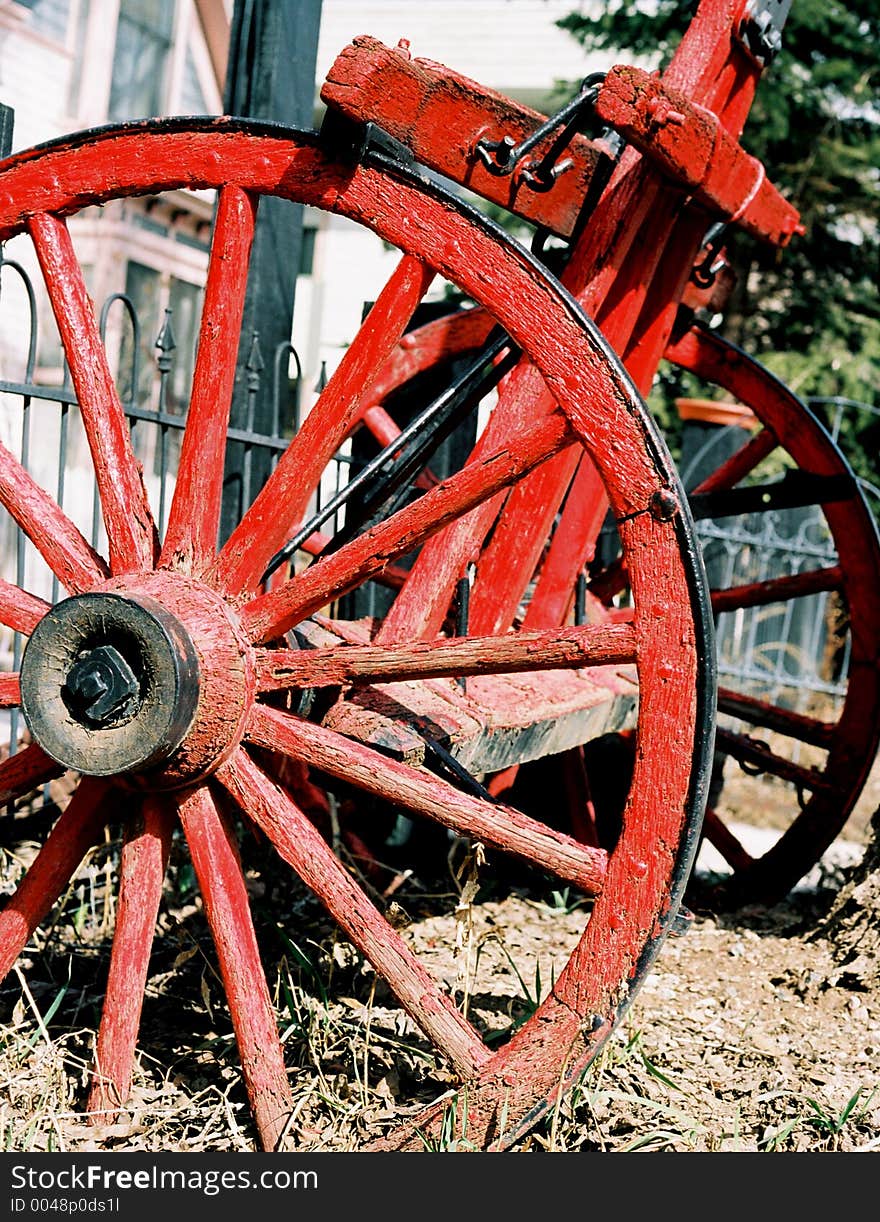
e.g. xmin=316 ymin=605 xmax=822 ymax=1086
xmin=1 ymin=754 xmax=878 ymax=1155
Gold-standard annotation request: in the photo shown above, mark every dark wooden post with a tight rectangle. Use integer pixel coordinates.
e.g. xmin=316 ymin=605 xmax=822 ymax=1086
xmin=220 ymin=0 xmax=322 ymax=542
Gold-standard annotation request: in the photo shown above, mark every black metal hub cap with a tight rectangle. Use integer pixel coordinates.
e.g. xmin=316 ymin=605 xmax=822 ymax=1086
xmin=20 ymin=592 xmax=200 ymax=776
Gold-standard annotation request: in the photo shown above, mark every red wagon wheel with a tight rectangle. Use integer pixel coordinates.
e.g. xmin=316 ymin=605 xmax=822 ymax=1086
xmin=664 ymin=322 xmax=880 ymax=908
xmin=338 ymin=307 xmax=880 ymax=908
xmin=0 ymin=118 xmax=714 ymax=1151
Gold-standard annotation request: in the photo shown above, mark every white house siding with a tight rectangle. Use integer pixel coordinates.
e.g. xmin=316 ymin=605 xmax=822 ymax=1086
xmin=295 ymin=0 xmax=604 ymax=410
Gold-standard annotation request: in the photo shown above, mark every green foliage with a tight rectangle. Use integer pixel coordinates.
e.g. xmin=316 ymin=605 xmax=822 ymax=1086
xmin=558 ymin=0 xmax=880 ymax=480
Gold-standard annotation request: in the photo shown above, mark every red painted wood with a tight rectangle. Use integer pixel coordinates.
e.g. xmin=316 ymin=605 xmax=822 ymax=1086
xmin=212 ymin=255 xmax=434 ymax=596
xmin=372 ymin=507 xmax=702 ymax=1152
xmin=594 ymin=66 xmax=801 ymax=246
xmin=160 ymin=186 xmax=258 ymax=576
xmin=712 ymin=565 xmax=843 ymax=613
xmin=0 ymin=114 xmax=713 ymax=1147
xmin=0 ymin=441 xmax=109 ymax=593
xmin=702 ymin=808 xmax=753 ymax=873
xmin=669 ymin=321 xmax=880 ymax=905
xmin=523 ymin=457 xmax=608 ymax=629
xmin=177 ymin=785 xmax=293 ymax=1151
xmin=560 ymin=746 xmax=602 ymax=849
xmin=88 ymin=796 xmax=175 ymax=1122
xmin=0 ymin=742 xmax=63 ymax=807
xmin=360 ymin=406 xmax=438 ymax=491
xmin=241 ymin=411 xmax=574 ymax=643
xmin=218 ymin=747 xmax=491 ymax=1080
xmin=716 ymin=687 xmax=835 ymax=749
xmin=0 ymin=578 xmax=49 ymax=635
xmin=27 ymin=213 xmax=157 ymax=575
xmin=247 ymin=704 xmax=608 ymax=895
xmin=0 ymin=673 xmax=20 ymax=706
xmin=255 ymin=621 xmax=637 ymax=690
xmin=321 ymin=38 xmax=608 ymax=239
xmin=375 ymin=361 xmax=553 ymax=645
xmin=0 ymin=778 xmax=110 ymax=982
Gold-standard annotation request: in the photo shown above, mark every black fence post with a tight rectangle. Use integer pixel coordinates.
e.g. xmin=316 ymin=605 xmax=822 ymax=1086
xmin=0 ymin=104 xmax=14 ymax=159
xmin=220 ymin=0 xmax=322 ymax=542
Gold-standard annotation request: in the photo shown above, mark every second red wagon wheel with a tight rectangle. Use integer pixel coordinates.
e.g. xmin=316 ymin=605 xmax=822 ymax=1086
xmin=343 ymin=304 xmax=880 ymax=909
xmin=664 ymin=321 xmax=880 ymax=908
xmin=0 ymin=118 xmax=714 ymax=1151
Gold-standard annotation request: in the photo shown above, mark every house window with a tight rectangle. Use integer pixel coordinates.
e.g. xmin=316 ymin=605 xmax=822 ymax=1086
xmin=17 ymin=0 xmax=71 ymax=44
xmin=107 ymin=0 xmax=175 ymax=121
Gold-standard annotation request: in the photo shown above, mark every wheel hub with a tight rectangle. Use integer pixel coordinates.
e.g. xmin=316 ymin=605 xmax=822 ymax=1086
xmin=20 ymin=575 xmax=255 ymax=784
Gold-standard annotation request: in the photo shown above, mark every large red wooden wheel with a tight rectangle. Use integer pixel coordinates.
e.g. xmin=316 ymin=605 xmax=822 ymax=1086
xmin=340 ymin=306 xmax=880 ymax=908
xmin=0 ymin=118 xmax=714 ymax=1151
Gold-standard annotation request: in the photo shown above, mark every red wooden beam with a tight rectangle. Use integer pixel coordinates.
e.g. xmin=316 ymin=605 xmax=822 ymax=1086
xmin=321 ymin=37 xmax=610 ymax=239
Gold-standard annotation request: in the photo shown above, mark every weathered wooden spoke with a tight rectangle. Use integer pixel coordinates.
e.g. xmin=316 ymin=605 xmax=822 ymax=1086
xmin=0 ymin=673 xmax=21 ymax=706
xmin=178 ymin=785 xmax=294 ymax=1152
xmin=255 ymin=621 xmax=637 ymax=689
xmin=702 ymin=808 xmax=754 ymax=873
xmin=710 ymin=565 xmax=843 ymax=613
xmin=87 ymin=797 xmax=175 ymax=1122
xmin=717 ymin=687 xmax=835 ymax=750
xmin=241 ymin=410 xmax=574 ymax=644
xmin=0 ymin=742 xmax=63 ymax=806
xmin=687 ymin=426 xmax=778 ymax=496
xmin=160 ymin=186 xmax=258 ymax=576
xmin=715 ymin=727 xmax=831 ymax=793
xmin=0 ymin=778 xmax=111 ymax=979
xmin=0 ymin=441 xmax=109 ymax=593
xmin=212 ymin=255 xmax=435 ymax=597
xmin=247 ymin=704 xmax=608 ymax=895
xmin=217 ymin=748 xmax=491 ymax=1080
xmin=28 ymin=212 xmax=158 ymax=574
xmin=0 ymin=578 xmax=50 ymax=634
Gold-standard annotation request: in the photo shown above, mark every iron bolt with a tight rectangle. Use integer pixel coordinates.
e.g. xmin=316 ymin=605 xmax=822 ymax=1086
xmin=649 ymin=489 xmax=679 ymax=521
xmin=64 ymin=645 xmax=140 ymax=727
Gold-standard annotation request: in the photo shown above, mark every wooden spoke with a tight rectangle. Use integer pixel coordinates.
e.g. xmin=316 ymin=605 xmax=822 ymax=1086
xmin=376 ymin=361 xmax=553 ymax=646
xmin=0 ymin=778 xmax=110 ymax=981
xmin=247 ymin=704 xmax=608 ymax=895
xmin=241 ymin=411 xmax=574 ymax=643
xmin=688 ymin=427 xmax=778 ymax=496
xmin=524 ymin=455 xmax=609 ymax=630
xmin=28 ymin=213 xmax=157 ymax=573
xmin=702 ymin=808 xmax=754 ymax=873
xmin=211 ymin=255 xmax=435 ymax=596
xmin=0 ymin=742 xmax=63 ymax=807
xmin=468 ymin=447 xmax=582 ymax=635
xmin=715 ymin=728 xmax=831 ymax=793
xmin=711 ymin=565 xmax=843 ymax=614
xmin=160 ymin=187 xmax=258 ymax=575
xmin=87 ymin=796 xmax=175 ymax=1122
xmin=0 ymin=441 xmax=109 ymax=593
xmin=0 ymin=673 xmax=21 ymax=707
xmin=177 ymin=785 xmax=293 ymax=1151
xmin=717 ymin=687 xmax=835 ymax=749
xmin=256 ymin=621 xmax=638 ymax=690
xmin=216 ymin=748 xmax=491 ymax=1080
xmin=0 ymin=578 xmax=50 ymax=635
